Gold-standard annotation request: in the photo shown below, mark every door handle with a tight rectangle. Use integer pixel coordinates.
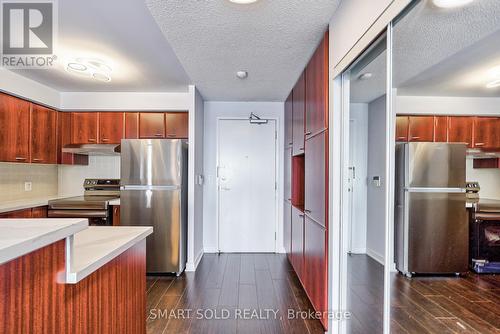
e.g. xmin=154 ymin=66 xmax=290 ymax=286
xmin=305 ymin=209 xmax=312 ymax=214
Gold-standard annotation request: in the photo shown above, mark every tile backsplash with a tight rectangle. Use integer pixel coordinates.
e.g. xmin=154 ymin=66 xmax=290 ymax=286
xmin=0 ymin=163 xmax=58 ymax=201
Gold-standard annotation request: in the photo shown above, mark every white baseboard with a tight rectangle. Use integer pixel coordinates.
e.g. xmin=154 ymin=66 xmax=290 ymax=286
xmin=349 ymin=247 xmax=366 ymax=254
xmin=277 ymin=246 xmax=286 ymax=254
xmin=185 ymin=249 xmax=204 ymax=272
xmin=366 ymin=248 xmax=384 ymax=266
xmin=203 ymin=246 xmax=218 ymax=253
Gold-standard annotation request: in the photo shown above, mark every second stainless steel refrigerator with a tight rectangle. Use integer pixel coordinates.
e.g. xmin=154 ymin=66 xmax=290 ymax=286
xmin=395 ymin=142 xmax=468 ymax=276
xmin=120 ymin=139 xmax=188 ymax=275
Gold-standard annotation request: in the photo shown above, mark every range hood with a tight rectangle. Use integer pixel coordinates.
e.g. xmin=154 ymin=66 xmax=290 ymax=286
xmin=62 ymin=144 xmax=121 ymax=156
xmin=467 ymin=148 xmax=500 ymax=159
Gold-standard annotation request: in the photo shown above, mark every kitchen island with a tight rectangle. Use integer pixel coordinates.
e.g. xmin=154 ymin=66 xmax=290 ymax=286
xmin=0 ymin=219 xmax=152 ymax=334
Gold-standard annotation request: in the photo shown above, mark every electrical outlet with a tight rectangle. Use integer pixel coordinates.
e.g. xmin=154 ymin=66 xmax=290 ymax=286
xmin=24 ymin=181 xmax=32 ymax=192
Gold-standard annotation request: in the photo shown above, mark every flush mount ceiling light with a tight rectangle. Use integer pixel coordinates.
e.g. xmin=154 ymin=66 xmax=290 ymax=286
xmin=432 ymin=0 xmax=474 ymax=8
xmin=229 ymin=0 xmax=259 ymax=4
xmin=65 ymin=57 xmax=112 ymax=82
xmin=486 ymin=65 xmax=500 ymax=88
xmin=236 ymin=70 xmax=248 ymax=79
xmin=358 ymin=72 xmax=373 ymax=80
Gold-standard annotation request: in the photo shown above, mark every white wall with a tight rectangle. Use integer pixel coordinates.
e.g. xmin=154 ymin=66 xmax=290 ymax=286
xmin=58 ymin=156 xmax=120 ymax=196
xmin=202 ymin=101 xmax=285 ymax=253
xmin=395 ymin=95 xmax=500 ymax=116
xmin=0 ymin=69 xmax=60 ymax=107
xmin=466 ymin=158 xmax=500 ymax=200
xmin=349 ymin=103 xmax=368 ymax=254
xmin=186 ymin=86 xmax=205 ymax=272
xmin=367 ymin=95 xmax=387 ymax=264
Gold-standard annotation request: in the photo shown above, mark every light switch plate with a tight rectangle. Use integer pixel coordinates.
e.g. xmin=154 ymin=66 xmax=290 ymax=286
xmin=24 ymin=181 xmax=32 ymax=192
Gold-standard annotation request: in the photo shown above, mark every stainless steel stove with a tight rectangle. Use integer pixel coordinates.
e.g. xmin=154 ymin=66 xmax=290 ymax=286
xmin=48 ymin=179 xmax=120 ymax=225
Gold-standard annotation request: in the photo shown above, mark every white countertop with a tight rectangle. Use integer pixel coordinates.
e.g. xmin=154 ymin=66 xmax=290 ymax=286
xmin=0 ymin=195 xmax=70 ymax=213
xmin=108 ymin=198 xmax=120 ymax=206
xmin=0 ymin=219 xmax=88 ymax=265
xmin=66 ymin=226 xmax=152 ymax=283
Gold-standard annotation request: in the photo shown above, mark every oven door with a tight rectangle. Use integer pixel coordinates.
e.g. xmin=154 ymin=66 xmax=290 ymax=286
xmin=472 ymin=215 xmax=500 ymax=262
xmin=47 ymin=209 xmax=111 ymax=226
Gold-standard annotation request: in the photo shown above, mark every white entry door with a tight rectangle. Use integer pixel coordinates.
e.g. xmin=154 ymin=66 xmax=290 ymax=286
xmin=217 ymin=119 xmax=277 ymax=253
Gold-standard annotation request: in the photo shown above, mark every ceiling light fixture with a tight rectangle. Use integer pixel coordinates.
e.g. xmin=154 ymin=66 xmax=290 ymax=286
xmin=486 ymin=79 xmax=500 ymax=89
xmin=229 ymin=0 xmax=259 ymax=4
xmin=432 ymin=0 xmax=474 ymax=9
xmin=486 ymin=65 xmax=500 ymax=89
xmin=65 ymin=58 xmax=112 ymax=82
xmin=236 ymin=70 xmax=248 ymax=79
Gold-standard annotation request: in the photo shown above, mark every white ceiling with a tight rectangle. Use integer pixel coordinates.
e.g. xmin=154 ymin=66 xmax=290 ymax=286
xmin=350 ymin=0 xmax=500 ymax=103
xmin=10 ymin=0 xmax=191 ymax=92
xmin=145 ymin=0 xmax=340 ymax=101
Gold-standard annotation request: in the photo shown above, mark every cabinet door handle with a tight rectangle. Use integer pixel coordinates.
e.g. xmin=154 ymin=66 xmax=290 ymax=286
xmin=305 ymin=131 xmax=312 ymax=136
xmin=411 ymin=136 xmax=420 ymax=140
xmin=101 ymin=138 xmax=109 ymax=142
xmin=15 ymin=157 xmax=27 ymax=161
xmin=32 ymin=158 xmax=43 ymax=162
xmin=167 ymin=134 xmax=176 ymax=138
xmin=155 ymin=134 xmax=163 ymax=137
xmin=475 ymin=142 xmax=485 ymax=147
xmin=88 ymin=138 xmax=97 ymax=142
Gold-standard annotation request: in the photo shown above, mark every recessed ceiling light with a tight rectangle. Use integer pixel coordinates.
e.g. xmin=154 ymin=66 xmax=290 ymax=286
xmin=236 ymin=70 xmax=248 ymax=79
xmin=432 ymin=0 xmax=474 ymax=9
xmin=229 ymin=0 xmax=259 ymax=4
xmin=358 ymin=72 xmax=373 ymax=80
xmin=65 ymin=57 xmax=112 ymax=82
xmin=67 ymin=62 xmax=87 ymax=72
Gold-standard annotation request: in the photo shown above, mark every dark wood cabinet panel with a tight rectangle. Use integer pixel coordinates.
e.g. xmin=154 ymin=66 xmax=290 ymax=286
xmin=31 ymin=104 xmax=57 ymax=164
xmin=284 ymin=201 xmax=292 ymax=259
xmin=434 ymin=116 xmax=449 ymax=142
xmin=408 ymin=116 xmax=434 ymax=142
xmin=0 ymin=208 xmax=32 ymax=218
xmin=396 ymin=116 xmax=409 ymax=142
xmin=292 ymin=71 xmax=306 ymax=156
xmin=304 ymin=217 xmax=327 ymax=328
xmin=71 ymin=112 xmax=98 ymax=144
xmin=0 ymin=93 xmax=30 ymax=162
xmin=291 ymin=206 xmax=305 ymax=280
xmin=112 ymin=206 xmax=120 ymax=226
xmin=31 ymin=206 xmax=48 ymax=218
xmin=448 ymin=116 xmax=473 ymax=148
xmin=165 ymin=112 xmax=189 ymax=139
xmin=473 ymin=117 xmax=499 ymax=149
xmin=58 ymin=112 xmax=88 ymax=165
xmin=139 ymin=113 xmax=165 ymax=138
xmin=304 ymin=131 xmax=327 ymax=227
xmin=285 ymin=92 xmax=293 ymax=147
xmin=124 ymin=112 xmax=139 ymax=139
xmin=285 ymin=147 xmax=292 ymax=201
xmin=99 ymin=112 xmax=123 ymax=144
xmin=305 ymin=31 xmax=329 ymax=136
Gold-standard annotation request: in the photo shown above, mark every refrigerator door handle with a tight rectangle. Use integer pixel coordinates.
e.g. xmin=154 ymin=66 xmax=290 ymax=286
xmin=405 ymin=187 xmax=466 ymax=193
xmin=121 ymin=185 xmax=181 ymax=190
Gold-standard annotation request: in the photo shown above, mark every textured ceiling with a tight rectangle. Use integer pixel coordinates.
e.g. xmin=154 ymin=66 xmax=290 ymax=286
xmin=146 ymin=0 xmax=341 ymax=101
xmin=10 ymin=0 xmax=191 ymax=92
xmin=350 ymin=0 xmax=500 ymax=103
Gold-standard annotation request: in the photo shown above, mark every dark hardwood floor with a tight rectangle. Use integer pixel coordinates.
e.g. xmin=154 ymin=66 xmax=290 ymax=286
xmin=347 ymin=254 xmax=500 ymax=334
xmin=146 ymin=253 xmax=325 ymax=334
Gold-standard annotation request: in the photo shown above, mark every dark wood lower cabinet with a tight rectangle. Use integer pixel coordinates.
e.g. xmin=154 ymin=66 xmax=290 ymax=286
xmin=31 ymin=206 xmax=48 ymax=218
xmin=284 ymin=201 xmax=292 ymax=257
xmin=0 ymin=208 xmax=33 ymax=218
xmin=304 ymin=216 xmax=327 ymax=328
xmin=112 ymin=206 xmax=120 ymax=226
xmin=291 ymin=206 xmax=304 ymax=280
xmin=304 ymin=131 xmax=326 ymax=227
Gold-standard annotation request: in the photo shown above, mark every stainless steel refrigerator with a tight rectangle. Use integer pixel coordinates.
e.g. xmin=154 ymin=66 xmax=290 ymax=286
xmin=395 ymin=142 xmax=468 ymax=276
xmin=120 ymin=139 xmax=188 ymax=275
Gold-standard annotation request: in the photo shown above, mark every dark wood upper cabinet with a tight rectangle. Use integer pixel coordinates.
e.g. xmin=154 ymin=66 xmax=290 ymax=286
xmin=31 ymin=104 xmax=57 ymax=164
xmin=99 ymin=112 xmax=123 ymax=144
xmin=139 ymin=113 xmax=165 ymax=138
xmin=0 ymin=93 xmax=30 ymax=162
xmin=71 ymin=112 xmax=98 ymax=144
xmin=304 ymin=131 xmax=326 ymax=228
xmin=124 ymin=112 xmax=139 ymax=139
xmin=448 ymin=116 xmax=473 ymax=148
xmin=305 ymin=31 xmax=329 ymax=136
xmin=434 ymin=116 xmax=449 ymax=142
xmin=292 ymin=71 xmax=306 ymax=156
xmin=165 ymin=112 xmax=189 ymax=139
xmin=58 ymin=112 xmax=88 ymax=165
xmin=396 ymin=116 xmax=409 ymax=142
xmin=285 ymin=92 xmax=293 ymax=147
xmin=408 ymin=116 xmax=434 ymax=142
xmin=473 ymin=117 xmax=499 ymax=149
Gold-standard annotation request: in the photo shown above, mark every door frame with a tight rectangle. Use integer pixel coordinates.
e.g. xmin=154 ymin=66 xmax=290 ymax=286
xmin=215 ymin=117 xmax=279 ymax=253
xmin=335 ymin=26 xmax=395 ymax=334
